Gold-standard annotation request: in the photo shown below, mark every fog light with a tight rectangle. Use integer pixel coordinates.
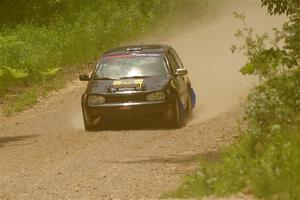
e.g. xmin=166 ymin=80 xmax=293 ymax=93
xmin=146 ymin=92 xmax=166 ymax=101
xmin=88 ymin=95 xmax=105 ymax=105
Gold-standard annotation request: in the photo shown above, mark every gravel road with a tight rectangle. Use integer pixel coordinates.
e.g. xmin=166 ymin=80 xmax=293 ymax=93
xmin=0 ymin=1 xmax=285 ymax=199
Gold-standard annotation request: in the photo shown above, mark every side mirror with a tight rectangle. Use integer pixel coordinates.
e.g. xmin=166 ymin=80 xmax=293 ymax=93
xmin=175 ymin=69 xmax=188 ymax=76
xmin=79 ymin=74 xmax=90 ymax=81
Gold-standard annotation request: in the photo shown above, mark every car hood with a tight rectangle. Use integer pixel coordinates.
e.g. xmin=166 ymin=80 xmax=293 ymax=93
xmin=87 ymin=76 xmax=171 ymax=94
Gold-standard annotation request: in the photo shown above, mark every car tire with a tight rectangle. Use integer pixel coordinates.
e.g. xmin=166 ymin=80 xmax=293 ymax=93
xmin=83 ymin=116 xmax=95 ymax=131
xmin=169 ymin=96 xmax=184 ymax=128
xmin=82 ymin=107 xmax=95 ymax=131
xmin=185 ymin=88 xmax=193 ymax=119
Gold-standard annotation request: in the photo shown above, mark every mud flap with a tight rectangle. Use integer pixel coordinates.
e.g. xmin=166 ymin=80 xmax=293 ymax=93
xmin=191 ymin=88 xmax=196 ymax=109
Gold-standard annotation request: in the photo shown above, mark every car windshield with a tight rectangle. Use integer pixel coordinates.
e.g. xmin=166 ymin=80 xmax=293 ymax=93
xmin=93 ymin=53 xmax=168 ymax=80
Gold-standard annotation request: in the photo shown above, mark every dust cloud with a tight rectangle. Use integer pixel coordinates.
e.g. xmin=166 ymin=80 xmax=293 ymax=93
xmin=148 ymin=0 xmax=286 ymax=123
xmin=71 ymin=0 xmax=286 ymax=129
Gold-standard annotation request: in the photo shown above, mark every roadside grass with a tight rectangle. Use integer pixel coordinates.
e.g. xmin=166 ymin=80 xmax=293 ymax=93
xmin=167 ymin=4 xmax=300 ymax=198
xmin=169 ymin=123 xmax=300 ymax=199
xmin=168 ymin=69 xmax=300 ymax=200
xmin=3 ymin=89 xmax=38 ymax=116
xmin=0 ymin=0 xmax=210 ymax=116
xmin=1 ymin=64 xmax=91 ymax=116
xmin=0 ymin=0 xmax=174 ymax=116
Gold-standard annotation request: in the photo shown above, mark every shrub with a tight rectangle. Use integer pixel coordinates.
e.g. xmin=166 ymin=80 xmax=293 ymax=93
xmin=171 ymin=1 xmax=300 ymax=199
xmin=0 ymin=0 xmax=182 ymax=108
xmin=246 ymin=70 xmax=300 ymax=130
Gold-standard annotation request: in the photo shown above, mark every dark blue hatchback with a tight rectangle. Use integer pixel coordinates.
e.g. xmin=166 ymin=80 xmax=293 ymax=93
xmin=80 ymin=44 xmax=196 ymax=131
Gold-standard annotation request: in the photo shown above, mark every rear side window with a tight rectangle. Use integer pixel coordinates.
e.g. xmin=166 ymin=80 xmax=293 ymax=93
xmin=171 ymin=49 xmax=184 ymax=69
xmin=167 ymin=51 xmax=179 ymax=74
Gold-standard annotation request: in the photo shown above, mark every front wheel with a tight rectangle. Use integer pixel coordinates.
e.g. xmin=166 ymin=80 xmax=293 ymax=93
xmin=82 ymin=106 xmax=96 ymax=131
xmin=169 ymin=97 xmax=185 ymax=128
xmin=83 ymin=121 xmax=94 ymax=131
xmin=83 ymin=113 xmax=95 ymax=132
xmin=185 ymin=88 xmax=193 ymax=119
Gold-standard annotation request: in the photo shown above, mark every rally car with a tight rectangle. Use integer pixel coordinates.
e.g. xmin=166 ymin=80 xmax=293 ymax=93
xmin=80 ymin=44 xmax=196 ymax=131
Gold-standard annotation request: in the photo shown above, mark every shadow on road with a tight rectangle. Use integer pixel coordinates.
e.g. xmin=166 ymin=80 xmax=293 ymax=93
xmin=0 ymin=135 xmax=38 ymax=148
xmin=92 ymin=119 xmax=177 ymax=131
xmin=111 ymin=154 xmax=198 ymax=164
xmin=107 ymin=151 xmax=221 ymax=165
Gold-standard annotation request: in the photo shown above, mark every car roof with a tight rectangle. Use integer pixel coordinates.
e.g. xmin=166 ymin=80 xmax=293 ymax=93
xmin=103 ymin=44 xmax=172 ymax=56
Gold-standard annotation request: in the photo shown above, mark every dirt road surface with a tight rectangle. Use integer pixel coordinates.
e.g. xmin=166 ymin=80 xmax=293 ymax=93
xmin=0 ymin=1 xmax=285 ymax=199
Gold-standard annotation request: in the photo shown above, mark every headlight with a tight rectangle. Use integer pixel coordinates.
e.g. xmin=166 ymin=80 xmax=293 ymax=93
xmin=88 ymin=95 xmax=105 ymax=105
xmin=146 ymin=92 xmax=166 ymax=101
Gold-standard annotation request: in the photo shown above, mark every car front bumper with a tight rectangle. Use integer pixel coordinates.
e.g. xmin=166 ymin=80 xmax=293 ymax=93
xmin=83 ymin=100 xmax=174 ymax=123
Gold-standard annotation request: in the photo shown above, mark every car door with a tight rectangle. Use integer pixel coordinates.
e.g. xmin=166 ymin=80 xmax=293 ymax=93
xmin=167 ymin=49 xmax=188 ymax=107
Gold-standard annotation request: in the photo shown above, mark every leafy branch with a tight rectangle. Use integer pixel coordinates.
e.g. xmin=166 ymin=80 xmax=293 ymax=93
xmin=231 ymin=12 xmax=298 ymax=80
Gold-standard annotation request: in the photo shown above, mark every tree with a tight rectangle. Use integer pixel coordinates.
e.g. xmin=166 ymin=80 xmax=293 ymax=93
xmin=261 ymin=0 xmax=300 ymax=15
xmin=232 ymin=1 xmax=300 ymax=78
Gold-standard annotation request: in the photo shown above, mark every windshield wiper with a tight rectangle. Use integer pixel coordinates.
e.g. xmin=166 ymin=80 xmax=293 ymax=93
xmin=119 ymin=76 xmax=150 ymax=79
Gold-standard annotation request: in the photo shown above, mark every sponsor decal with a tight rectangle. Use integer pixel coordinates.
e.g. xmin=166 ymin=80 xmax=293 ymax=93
xmin=134 ymin=53 xmax=161 ymax=57
xmin=102 ymin=53 xmax=161 ymax=60
xmin=113 ymin=79 xmax=144 ymax=88
xmin=102 ymin=54 xmax=134 ymax=60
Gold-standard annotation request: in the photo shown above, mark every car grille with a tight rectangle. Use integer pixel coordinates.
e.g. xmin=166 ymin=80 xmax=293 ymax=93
xmin=105 ymin=94 xmax=146 ymax=103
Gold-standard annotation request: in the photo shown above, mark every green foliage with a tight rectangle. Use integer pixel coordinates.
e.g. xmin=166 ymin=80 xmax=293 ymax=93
xmin=261 ymin=0 xmax=300 ymax=15
xmin=232 ymin=13 xmax=291 ymax=79
xmin=3 ymin=89 xmax=38 ymax=116
xmin=284 ymin=11 xmax=300 ymax=64
xmin=232 ymin=7 xmax=300 ymax=79
xmin=246 ymin=70 xmax=300 ymax=130
xmin=171 ymin=125 xmax=300 ymax=200
xmin=180 ymin=61 xmax=300 ymax=200
xmin=0 ymin=0 xmax=69 ymax=25
xmin=240 ymin=63 xmax=255 ymax=75
xmin=0 ymin=0 xmax=183 ymax=107
xmin=172 ymin=1 xmax=300 ymax=199
xmin=0 ymin=0 xmax=179 ymax=26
